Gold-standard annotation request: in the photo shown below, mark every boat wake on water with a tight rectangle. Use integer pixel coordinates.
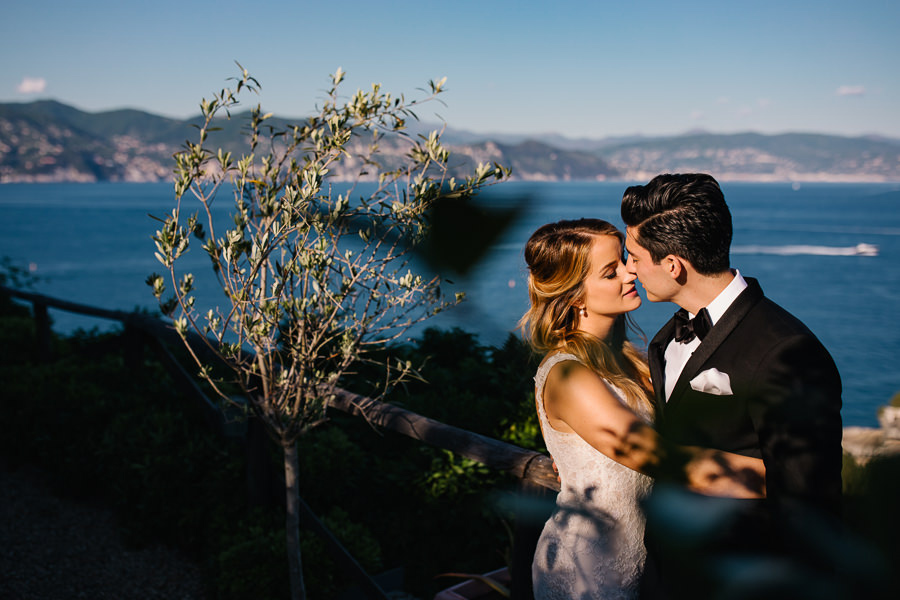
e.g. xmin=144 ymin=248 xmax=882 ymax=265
xmin=732 ymin=243 xmax=879 ymax=257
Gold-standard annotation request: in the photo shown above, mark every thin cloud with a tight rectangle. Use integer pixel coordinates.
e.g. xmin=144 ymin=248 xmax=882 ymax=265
xmin=690 ymin=110 xmax=704 ymax=121
xmin=16 ymin=77 xmax=47 ymax=94
xmin=836 ymin=85 xmax=865 ymax=96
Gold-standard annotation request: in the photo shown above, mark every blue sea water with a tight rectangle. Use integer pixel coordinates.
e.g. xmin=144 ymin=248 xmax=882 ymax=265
xmin=1 ymin=181 xmax=898 ymax=427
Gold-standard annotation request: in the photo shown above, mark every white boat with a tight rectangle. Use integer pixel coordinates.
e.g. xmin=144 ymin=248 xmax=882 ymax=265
xmin=853 ymin=243 xmax=879 ymax=256
xmin=733 ymin=243 xmax=880 ymax=257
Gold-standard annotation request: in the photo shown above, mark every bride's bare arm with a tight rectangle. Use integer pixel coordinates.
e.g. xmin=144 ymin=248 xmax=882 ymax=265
xmin=544 ymin=360 xmax=765 ymax=498
xmin=544 ymin=361 xmax=662 ymax=472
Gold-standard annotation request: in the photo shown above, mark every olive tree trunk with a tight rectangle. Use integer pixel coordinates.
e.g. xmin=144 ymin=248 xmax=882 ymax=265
xmin=283 ymin=440 xmax=306 ymax=600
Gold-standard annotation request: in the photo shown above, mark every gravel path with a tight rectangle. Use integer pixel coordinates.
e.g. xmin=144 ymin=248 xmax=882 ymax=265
xmin=0 ymin=460 xmax=209 ymax=600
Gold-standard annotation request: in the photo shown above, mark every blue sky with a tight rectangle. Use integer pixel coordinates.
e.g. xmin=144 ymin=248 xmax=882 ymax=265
xmin=2 ymin=0 xmax=898 ymax=139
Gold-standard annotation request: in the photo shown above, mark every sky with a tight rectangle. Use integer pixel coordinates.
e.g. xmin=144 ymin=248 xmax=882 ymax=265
xmin=2 ymin=0 xmax=898 ymax=140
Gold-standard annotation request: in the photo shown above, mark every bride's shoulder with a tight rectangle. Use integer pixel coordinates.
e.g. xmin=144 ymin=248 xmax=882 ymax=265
xmin=543 ymin=356 xmax=634 ymax=412
xmin=538 ymin=351 xmax=582 ymax=370
xmin=537 ymin=352 xmax=583 ymax=382
xmin=542 ymin=355 xmax=608 ymax=397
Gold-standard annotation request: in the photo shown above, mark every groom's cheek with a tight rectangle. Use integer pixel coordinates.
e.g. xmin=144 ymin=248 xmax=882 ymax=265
xmin=640 ymin=284 xmax=660 ymax=302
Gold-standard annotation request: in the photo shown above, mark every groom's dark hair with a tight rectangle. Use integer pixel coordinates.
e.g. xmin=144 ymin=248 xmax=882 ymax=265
xmin=620 ymin=173 xmax=732 ymax=274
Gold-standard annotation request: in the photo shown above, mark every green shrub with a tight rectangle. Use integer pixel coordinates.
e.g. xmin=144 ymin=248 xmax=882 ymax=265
xmin=0 ymin=308 xmax=541 ymax=598
xmin=841 ymin=452 xmax=869 ymax=497
xmin=0 ymin=314 xmax=38 ymax=364
xmin=215 ymin=511 xmax=290 ymax=599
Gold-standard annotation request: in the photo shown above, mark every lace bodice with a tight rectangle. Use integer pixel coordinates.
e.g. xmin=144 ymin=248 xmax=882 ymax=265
xmin=532 ymin=353 xmax=653 ymax=600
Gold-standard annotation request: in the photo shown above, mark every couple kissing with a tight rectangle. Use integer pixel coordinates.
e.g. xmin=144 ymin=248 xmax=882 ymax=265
xmin=522 ymin=173 xmax=843 ymax=600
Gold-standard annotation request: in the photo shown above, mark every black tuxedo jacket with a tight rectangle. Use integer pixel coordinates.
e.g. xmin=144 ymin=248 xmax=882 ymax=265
xmin=640 ymin=278 xmax=843 ymax=599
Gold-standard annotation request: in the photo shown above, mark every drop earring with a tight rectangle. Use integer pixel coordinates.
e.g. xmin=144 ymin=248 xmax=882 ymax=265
xmin=578 ymin=307 xmax=588 ymax=318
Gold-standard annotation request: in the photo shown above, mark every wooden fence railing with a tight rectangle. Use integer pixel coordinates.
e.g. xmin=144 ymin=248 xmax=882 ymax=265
xmin=1 ymin=285 xmax=558 ymax=599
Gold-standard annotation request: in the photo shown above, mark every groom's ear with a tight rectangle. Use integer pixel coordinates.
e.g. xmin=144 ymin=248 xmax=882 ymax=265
xmin=662 ymin=255 xmax=683 ymax=280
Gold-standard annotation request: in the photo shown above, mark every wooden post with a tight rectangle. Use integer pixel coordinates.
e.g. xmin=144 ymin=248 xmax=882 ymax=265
xmin=33 ymin=301 xmax=52 ymax=363
xmin=123 ymin=322 xmax=145 ymax=371
xmin=246 ymin=415 xmax=278 ymax=508
xmin=509 ymin=478 xmax=555 ymax=600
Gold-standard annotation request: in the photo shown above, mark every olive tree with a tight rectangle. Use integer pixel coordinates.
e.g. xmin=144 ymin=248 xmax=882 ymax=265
xmin=148 ymin=65 xmax=508 ymax=599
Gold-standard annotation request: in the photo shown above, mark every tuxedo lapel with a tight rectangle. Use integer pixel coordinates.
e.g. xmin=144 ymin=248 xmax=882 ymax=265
xmin=666 ymin=279 xmax=766 ymax=406
xmin=648 ymin=317 xmax=675 ymax=418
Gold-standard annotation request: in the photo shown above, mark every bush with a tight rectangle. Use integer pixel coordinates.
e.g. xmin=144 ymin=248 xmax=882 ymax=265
xmin=215 ymin=511 xmax=289 ymax=599
xmin=842 ymin=454 xmax=900 ymax=579
xmin=7 ymin=298 xmax=899 ymax=598
xmin=0 ymin=319 xmax=248 ymax=592
xmin=0 ymin=310 xmax=543 ymax=598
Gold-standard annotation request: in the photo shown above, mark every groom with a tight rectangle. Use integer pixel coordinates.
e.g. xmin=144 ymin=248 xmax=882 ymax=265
xmin=620 ymin=173 xmax=843 ymax=599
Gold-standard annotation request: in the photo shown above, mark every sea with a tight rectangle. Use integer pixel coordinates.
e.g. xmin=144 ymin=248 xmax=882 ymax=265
xmin=1 ymin=181 xmax=898 ymax=428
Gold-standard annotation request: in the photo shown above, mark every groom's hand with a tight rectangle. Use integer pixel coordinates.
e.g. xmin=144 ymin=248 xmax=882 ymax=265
xmin=686 ymin=448 xmax=767 ymax=498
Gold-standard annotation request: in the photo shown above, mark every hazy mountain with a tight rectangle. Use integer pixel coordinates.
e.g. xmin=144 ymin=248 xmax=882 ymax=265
xmin=425 ymin=124 xmax=649 ymax=152
xmin=596 ymin=131 xmax=900 ymax=182
xmin=1 ymin=100 xmax=898 ymax=183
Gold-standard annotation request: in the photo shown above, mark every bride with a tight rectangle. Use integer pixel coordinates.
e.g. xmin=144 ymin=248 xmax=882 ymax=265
xmin=521 ymin=219 xmax=765 ymax=600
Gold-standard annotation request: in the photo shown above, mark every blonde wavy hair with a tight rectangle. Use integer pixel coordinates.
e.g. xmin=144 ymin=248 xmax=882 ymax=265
xmin=519 ymin=218 xmax=653 ymax=414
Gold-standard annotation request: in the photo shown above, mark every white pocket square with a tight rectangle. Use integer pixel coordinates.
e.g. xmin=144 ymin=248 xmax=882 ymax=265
xmin=689 ymin=368 xmax=733 ymax=395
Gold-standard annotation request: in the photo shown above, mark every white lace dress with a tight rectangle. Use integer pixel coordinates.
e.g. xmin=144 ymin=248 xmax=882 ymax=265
xmin=532 ymin=353 xmax=654 ymax=600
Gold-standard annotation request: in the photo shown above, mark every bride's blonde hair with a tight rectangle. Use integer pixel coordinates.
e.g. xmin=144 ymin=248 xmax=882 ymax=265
xmin=519 ymin=218 xmax=653 ymax=414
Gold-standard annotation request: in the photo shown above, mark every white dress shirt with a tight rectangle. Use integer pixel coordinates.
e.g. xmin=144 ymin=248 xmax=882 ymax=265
xmin=663 ymin=270 xmax=748 ymax=401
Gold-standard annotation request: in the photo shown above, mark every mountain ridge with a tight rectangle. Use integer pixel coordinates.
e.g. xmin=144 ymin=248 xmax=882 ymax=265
xmin=2 ymin=100 xmax=898 ymax=183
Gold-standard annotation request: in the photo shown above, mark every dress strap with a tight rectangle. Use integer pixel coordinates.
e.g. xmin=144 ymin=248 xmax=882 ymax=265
xmin=534 ymin=353 xmax=582 ymax=420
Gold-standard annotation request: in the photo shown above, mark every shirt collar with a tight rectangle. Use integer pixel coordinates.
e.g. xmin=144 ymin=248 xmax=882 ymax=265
xmin=693 ymin=269 xmax=747 ymax=325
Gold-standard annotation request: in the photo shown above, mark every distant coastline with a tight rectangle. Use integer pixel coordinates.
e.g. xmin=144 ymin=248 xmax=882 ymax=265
xmin=3 ymin=100 xmax=900 ymax=184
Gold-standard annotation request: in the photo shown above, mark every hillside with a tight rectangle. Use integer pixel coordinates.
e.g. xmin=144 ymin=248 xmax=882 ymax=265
xmin=1 ymin=100 xmax=898 ymax=183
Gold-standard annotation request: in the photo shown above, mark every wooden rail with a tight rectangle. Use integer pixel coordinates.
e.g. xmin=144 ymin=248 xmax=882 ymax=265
xmin=1 ymin=284 xmax=558 ymax=599
xmin=329 ymin=388 xmax=559 ymax=490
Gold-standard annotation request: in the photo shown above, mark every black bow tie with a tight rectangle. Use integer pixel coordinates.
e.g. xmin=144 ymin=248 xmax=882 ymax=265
xmin=673 ymin=307 xmax=713 ymax=343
